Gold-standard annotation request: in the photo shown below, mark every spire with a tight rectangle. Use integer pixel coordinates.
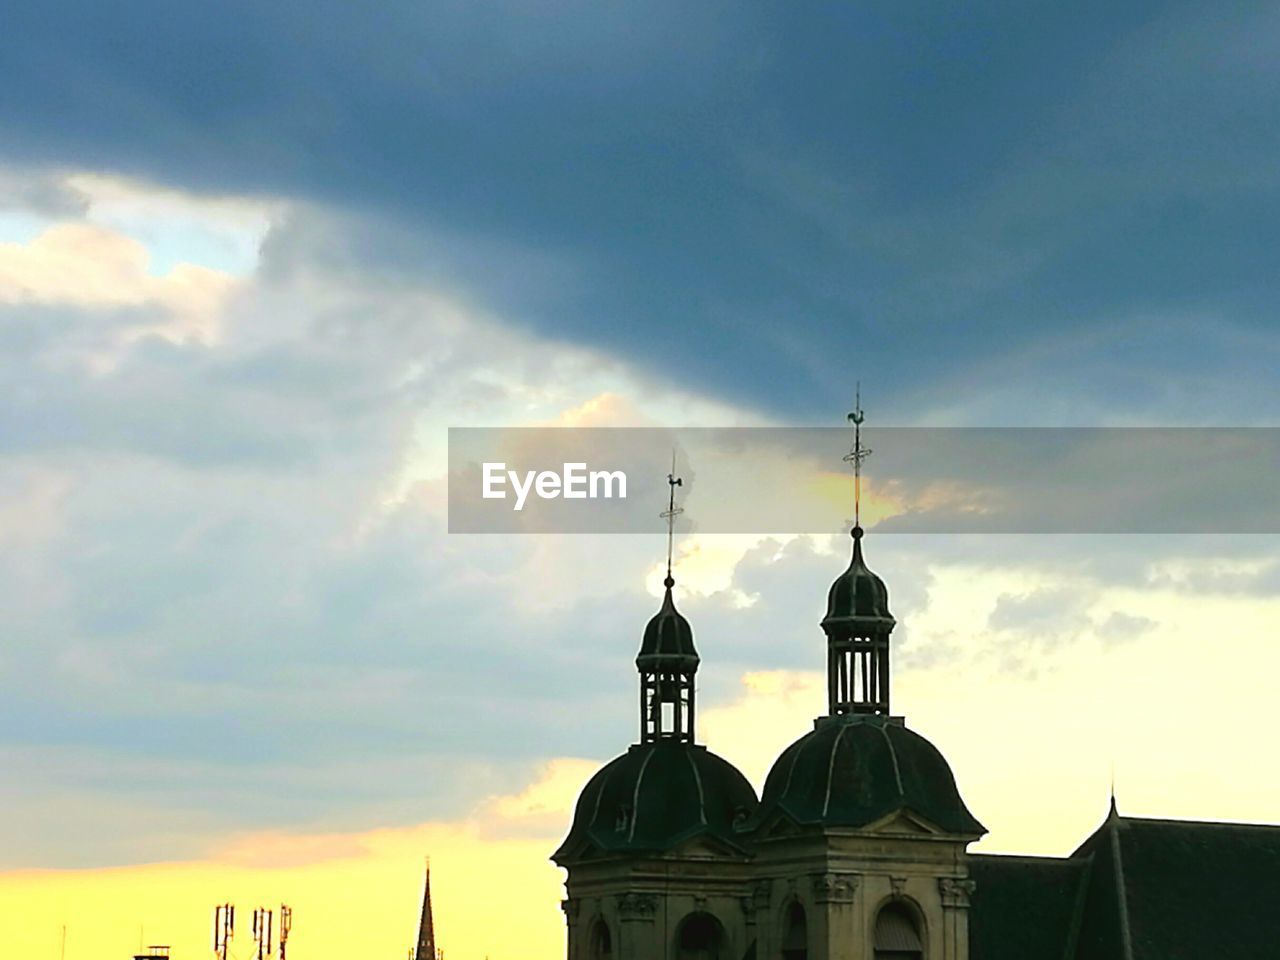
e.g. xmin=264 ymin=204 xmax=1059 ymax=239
xmin=415 ymin=858 xmax=436 ymax=960
xmin=660 ymin=450 xmax=683 ymax=586
xmin=637 ymin=460 xmax=698 ymax=743
xmin=843 ymin=381 xmax=872 ymax=531
xmin=824 ymin=392 xmax=896 ymax=716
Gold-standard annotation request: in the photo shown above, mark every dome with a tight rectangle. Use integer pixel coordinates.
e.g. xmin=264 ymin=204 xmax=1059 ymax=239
xmin=636 ymin=578 xmax=699 ymax=668
xmin=552 ymin=740 xmax=759 ymax=863
xmin=823 ymin=526 xmax=894 ymax=626
xmin=756 ymin=713 xmax=985 ymax=836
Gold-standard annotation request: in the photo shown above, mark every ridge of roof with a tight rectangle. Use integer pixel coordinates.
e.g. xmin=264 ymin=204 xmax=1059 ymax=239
xmin=684 ymin=748 xmax=708 ymax=827
xmin=1114 ymin=813 xmax=1280 ymax=831
xmin=1109 ymin=816 xmax=1135 ymax=960
xmin=1061 ymin=850 xmax=1094 ymax=960
xmin=627 ymin=747 xmax=658 ymax=843
xmin=968 ymin=852 xmax=1083 ymax=866
xmin=821 ymin=720 xmax=852 ymax=818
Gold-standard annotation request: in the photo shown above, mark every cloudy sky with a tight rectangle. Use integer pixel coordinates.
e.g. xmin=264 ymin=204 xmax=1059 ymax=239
xmin=2 ymin=3 xmax=1280 ymax=959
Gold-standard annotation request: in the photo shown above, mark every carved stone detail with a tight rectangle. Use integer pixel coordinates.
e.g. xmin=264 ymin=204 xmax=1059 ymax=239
xmin=617 ymin=892 xmax=660 ymax=921
xmin=811 ymin=872 xmax=859 ymax=903
xmin=890 ymin=875 xmax=907 ymax=896
xmin=738 ymin=878 xmax=770 ymax=919
xmin=939 ymin=877 xmax=976 ymax=908
xmin=753 ymin=879 xmax=773 ymax=909
xmin=561 ymin=898 xmax=579 ymax=920
xmin=740 ymin=878 xmax=769 ymax=919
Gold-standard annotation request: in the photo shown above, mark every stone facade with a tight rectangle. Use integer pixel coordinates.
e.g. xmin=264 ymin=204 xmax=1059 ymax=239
xmin=562 ymin=856 xmax=757 ymax=960
xmin=559 ymin=816 xmax=979 ymax=959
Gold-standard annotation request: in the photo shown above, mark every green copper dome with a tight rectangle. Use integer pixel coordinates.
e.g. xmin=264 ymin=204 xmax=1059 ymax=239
xmin=757 ymin=713 xmax=985 ymax=836
xmin=636 ymin=578 xmax=699 ymax=668
xmin=823 ymin=527 xmax=894 ymax=626
xmin=552 ymin=741 xmax=759 ymax=863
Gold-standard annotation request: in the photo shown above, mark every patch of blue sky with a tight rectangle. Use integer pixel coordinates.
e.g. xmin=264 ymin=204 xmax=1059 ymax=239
xmin=0 ymin=210 xmax=52 ymax=245
xmin=84 ymin=203 xmax=271 ymax=278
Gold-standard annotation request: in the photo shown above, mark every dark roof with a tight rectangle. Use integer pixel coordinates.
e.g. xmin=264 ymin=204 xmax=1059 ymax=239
xmin=969 ymin=812 xmax=1280 ymax=960
xmin=1075 ymin=812 xmax=1280 ymax=960
xmin=1068 ymin=810 xmax=1130 ymax=960
xmin=968 ymin=854 xmax=1089 ymax=960
xmin=636 ymin=581 xmax=699 ymax=668
xmin=755 ymin=713 xmax=985 ymax=836
xmin=823 ymin=527 xmax=894 ymax=626
xmin=552 ymin=741 xmax=758 ymax=864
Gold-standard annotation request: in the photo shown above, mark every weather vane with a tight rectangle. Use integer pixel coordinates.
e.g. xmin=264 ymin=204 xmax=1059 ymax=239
xmin=660 ymin=450 xmax=683 ymax=583
xmin=843 ymin=382 xmax=871 ymax=528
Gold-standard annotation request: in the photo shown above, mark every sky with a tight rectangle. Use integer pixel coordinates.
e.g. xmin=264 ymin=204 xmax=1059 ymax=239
xmin=1 ymin=2 xmax=1279 ymax=958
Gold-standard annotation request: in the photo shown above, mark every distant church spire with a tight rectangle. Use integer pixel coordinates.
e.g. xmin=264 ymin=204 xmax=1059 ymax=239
xmin=636 ymin=460 xmax=699 ymax=743
xmin=415 ymin=858 xmax=437 ymax=960
xmin=823 ymin=392 xmax=897 ymax=716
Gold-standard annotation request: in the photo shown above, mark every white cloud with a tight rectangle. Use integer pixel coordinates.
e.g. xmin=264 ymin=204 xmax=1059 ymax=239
xmin=0 ymin=223 xmax=238 ymax=361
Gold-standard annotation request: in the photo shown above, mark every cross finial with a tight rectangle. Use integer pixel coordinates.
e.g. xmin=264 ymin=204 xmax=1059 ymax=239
xmin=843 ymin=382 xmax=871 ymax=528
xmin=660 ymin=450 xmax=683 ymax=585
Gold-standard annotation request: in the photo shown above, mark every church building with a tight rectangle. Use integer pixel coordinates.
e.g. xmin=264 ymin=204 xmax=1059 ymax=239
xmin=551 ymin=417 xmax=1280 ymax=960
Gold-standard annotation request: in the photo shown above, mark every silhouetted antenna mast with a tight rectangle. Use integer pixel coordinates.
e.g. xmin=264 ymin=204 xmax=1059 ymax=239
xmin=660 ymin=451 xmax=683 ymax=581
xmin=253 ymin=908 xmax=273 ymax=960
xmin=213 ymin=904 xmax=235 ymax=960
xmin=278 ymin=906 xmax=292 ymax=960
xmin=843 ymin=383 xmax=872 ymax=528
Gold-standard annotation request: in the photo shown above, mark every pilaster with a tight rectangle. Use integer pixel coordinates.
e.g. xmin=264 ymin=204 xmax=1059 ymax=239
xmin=813 ymin=871 xmax=860 ymax=960
xmin=616 ymin=892 xmax=659 ymax=957
xmin=938 ymin=877 xmax=975 ymax=960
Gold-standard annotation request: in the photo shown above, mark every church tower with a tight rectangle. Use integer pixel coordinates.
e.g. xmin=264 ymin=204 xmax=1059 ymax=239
xmin=553 ymin=468 xmax=761 ymax=960
xmin=747 ymin=397 xmax=986 ymax=960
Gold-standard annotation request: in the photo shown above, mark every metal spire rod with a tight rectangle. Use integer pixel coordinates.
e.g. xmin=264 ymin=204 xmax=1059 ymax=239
xmin=843 ymin=382 xmax=871 ymax=527
xmin=660 ymin=450 xmax=683 ymax=582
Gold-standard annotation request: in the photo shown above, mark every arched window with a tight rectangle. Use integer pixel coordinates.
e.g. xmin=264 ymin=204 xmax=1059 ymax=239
xmin=589 ymin=918 xmax=612 ymax=959
xmin=781 ymin=900 xmax=807 ymax=960
xmin=676 ymin=911 xmax=724 ymax=960
xmin=873 ymin=902 xmax=922 ymax=960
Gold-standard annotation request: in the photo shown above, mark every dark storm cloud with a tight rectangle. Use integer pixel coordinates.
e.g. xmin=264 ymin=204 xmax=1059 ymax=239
xmin=4 ymin=2 xmax=1280 ymax=419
